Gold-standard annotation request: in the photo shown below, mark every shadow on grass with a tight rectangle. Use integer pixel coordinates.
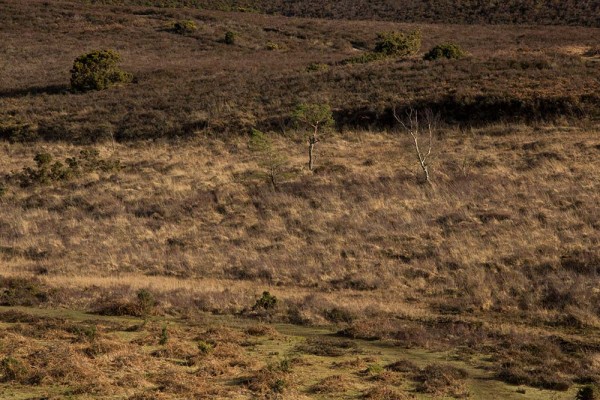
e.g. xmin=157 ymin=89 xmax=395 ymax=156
xmin=0 ymin=84 xmax=69 ymax=99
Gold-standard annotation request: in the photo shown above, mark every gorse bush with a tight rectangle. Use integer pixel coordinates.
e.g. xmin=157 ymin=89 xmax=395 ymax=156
xmin=224 ymin=31 xmax=236 ymax=45
xmin=424 ymin=43 xmax=466 ymax=60
xmin=253 ymin=291 xmax=277 ymax=311
xmin=344 ymin=29 xmax=422 ymax=64
xmin=343 ymin=52 xmax=387 ymax=65
xmin=374 ymin=30 xmax=422 ymax=57
xmin=18 ymin=153 xmax=72 ymax=186
xmin=70 ymin=49 xmax=132 ymax=92
xmin=171 ymin=19 xmax=197 ymax=34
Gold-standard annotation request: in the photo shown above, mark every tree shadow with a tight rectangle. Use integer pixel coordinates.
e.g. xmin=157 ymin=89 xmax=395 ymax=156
xmin=0 ymin=84 xmax=70 ymax=99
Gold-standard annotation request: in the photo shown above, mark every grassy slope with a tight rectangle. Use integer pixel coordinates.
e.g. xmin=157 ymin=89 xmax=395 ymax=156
xmin=1 ymin=126 xmax=599 ymax=397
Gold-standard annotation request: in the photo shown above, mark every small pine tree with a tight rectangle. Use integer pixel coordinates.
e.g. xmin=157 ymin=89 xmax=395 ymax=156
xmin=70 ymin=50 xmax=132 ymax=92
xmin=159 ymin=325 xmax=169 ymax=345
xmin=249 ymin=129 xmax=292 ymax=189
xmin=136 ymin=288 xmax=156 ymax=317
xmin=292 ymin=103 xmax=334 ymax=171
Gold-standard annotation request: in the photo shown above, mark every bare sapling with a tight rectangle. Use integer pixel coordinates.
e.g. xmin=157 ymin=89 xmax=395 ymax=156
xmin=394 ymin=107 xmax=436 ymax=184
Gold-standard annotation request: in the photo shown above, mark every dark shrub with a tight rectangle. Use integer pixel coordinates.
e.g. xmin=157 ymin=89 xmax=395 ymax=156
xmin=70 ymin=49 xmax=132 ymax=92
xmin=0 ymin=276 xmax=49 ymax=306
xmin=15 ymin=151 xmax=119 ymax=187
xmin=424 ymin=43 xmax=466 ymax=60
xmin=224 ymin=31 xmax=236 ymax=45
xmin=0 ymin=357 xmax=28 ymax=383
xmin=324 ymin=307 xmax=354 ymax=323
xmin=253 ymin=291 xmax=277 ymax=311
xmin=137 ymin=288 xmax=156 ymax=317
xmin=171 ymin=19 xmax=197 ymax=35
xmin=577 ymin=385 xmax=597 ymax=400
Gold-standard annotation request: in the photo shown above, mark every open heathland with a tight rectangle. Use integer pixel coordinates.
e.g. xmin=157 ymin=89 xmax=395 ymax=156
xmin=1 ymin=0 xmax=600 ymax=398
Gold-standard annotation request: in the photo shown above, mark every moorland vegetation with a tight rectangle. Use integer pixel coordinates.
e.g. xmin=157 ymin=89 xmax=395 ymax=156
xmin=0 ymin=0 xmax=599 ymax=398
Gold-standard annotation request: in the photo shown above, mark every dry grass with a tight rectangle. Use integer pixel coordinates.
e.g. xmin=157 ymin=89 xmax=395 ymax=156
xmin=2 ymin=124 xmax=599 ymax=396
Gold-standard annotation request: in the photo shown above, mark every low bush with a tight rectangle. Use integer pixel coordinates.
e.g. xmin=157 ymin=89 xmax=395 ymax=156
xmin=577 ymin=385 xmax=598 ymax=400
xmin=224 ymin=31 xmax=236 ymax=45
xmin=414 ymin=363 xmax=469 ymax=397
xmin=245 ymin=359 xmax=291 ymax=395
xmin=496 ymin=361 xmax=572 ymax=391
xmin=171 ymin=19 xmax=197 ymax=35
xmin=0 ymin=276 xmax=49 ymax=306
xmin=0 ymin=357 xmax=28 ymax=383
xmin=343 ymin=29 xmax=421 ymax=65
xmin=70 ymin=49 xmax=132 ymax=92
xmin=362 ymin=385 xmax=409 ymax=399
xmin=159 ymin=325 xmax=169 ymax=345
xmin=385 ymin=359 xmax=420 ymax=373
xmin=197 ymin=340 xmax=213 ymax=354
xmin=424 ymin=43 xmax=466 ymax=60
xmin=253 ymin=291 xmax=277 ymax=311
xmin=374 ymin=30 xmax=422 ymax=57
xmin=14 ymin=150 xmax=120 ymax=187
xmin=306 ymin=62 xmax=329 ymax=72
xmin=96 ymin=288 xmax=157 ymax=317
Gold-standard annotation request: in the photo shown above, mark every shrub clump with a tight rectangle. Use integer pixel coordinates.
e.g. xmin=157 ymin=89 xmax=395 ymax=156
xmin=306 ymin=62 xmax=329 ymax=72
xmin=171 ymin=19 xmax=197 ymax=35
xmin=0 ymin=276 xmax=49 ymax=306
xmin=253 ymin=291 xmax=277 ymax=311
xmin=374 ymin=30 xmax=422 ymax=57
xmin=70 ymin=49 xmax=132 ymax=92
xmin=414 ymin=364 xmax=469 ymax=397
xmin=0 ymin=357 xmax=28 ymax=383
xmin=96 ymin=288 xmax=157 ymax=317
xmin=14 ymin=150 xmax=120 ymax=187
xmin=344 ymin=29 xmax=421 ymax=64
xmin=424 ymin=43 xmax=466 ymax=60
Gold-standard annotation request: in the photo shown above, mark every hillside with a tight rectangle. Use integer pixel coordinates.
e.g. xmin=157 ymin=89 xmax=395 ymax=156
xmin=1 ymin=0 xmax=599 ymax=142
xmin=81 ymin=0 xmax=600 ymax=27
xmin=1 ymin=0 xmax=600 ymax=399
